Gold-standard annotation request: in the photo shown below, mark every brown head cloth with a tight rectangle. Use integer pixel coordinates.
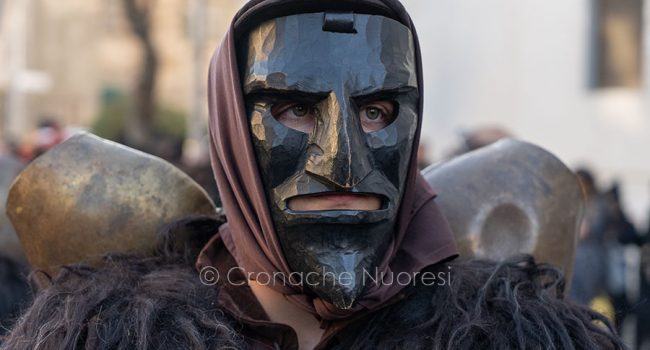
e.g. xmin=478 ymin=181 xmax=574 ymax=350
xmin=199 ymin=0 xmax=458 ymax=320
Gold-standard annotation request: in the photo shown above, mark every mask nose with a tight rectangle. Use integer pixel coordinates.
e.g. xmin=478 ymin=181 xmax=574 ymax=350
xmin=305 ymin=92 xmax=372 ymax=188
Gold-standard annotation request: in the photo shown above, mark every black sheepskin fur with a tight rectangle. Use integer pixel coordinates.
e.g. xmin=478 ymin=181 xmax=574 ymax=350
xmin=0 ymin=253 xmax=243 ymax=350
xmin=333 ymin=255 xmax=626 ymax=349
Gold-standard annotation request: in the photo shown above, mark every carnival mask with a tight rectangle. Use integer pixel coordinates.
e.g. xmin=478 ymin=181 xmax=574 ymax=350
xmin=241 ymin=12 xmax=418 ymax=309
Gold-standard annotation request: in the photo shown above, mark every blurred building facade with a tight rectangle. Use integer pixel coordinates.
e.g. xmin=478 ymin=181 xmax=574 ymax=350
xmin=402 ymin=0 xmax=650 ymax=228
xmin=0 ymin=0 xmax=243 ymax=141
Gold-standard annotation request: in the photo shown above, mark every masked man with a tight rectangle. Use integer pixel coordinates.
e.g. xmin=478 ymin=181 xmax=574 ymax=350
xmin=195 ymin=0 xmax=623 ymax=348
xmin=2 ymin=0 xmax=624 ymax=349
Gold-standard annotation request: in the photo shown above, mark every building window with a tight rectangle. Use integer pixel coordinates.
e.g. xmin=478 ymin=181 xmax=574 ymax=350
xmin=592 ymin=0 xmax=643 ymax=88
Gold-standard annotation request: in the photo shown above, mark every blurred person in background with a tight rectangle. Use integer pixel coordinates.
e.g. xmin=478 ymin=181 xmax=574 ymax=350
xmin=0 ymin=152 xmax=32 ymax=341
xmin=14 ymin=117 xmax=81 ymax=162
xmin=600 ymin=183 xmax=640 ymax=333
xmin=570 ymin=168 xmax=642 ymax=335
xmin=32 ymin=119 xmax=67 ymax=157
xmin=0 ymin=256 xmax=31 ymax=341
xmin=571 ymin=169 xmax=607 ymax=304
xmin=636 ymin=208 xmax=650 ymax=349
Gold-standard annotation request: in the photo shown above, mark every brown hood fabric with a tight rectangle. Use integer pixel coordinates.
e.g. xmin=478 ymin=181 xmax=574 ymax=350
xmin=199 ymin=0 xmax=458 ymax=321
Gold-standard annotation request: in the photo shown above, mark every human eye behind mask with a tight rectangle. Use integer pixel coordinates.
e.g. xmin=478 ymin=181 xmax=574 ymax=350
xmin=252 ymin=92 xmax=400 ymax=135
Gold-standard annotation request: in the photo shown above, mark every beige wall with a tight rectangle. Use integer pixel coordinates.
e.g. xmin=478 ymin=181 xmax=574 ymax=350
xmin=1 ymin=0 xmax=243 ymax=135
xmin=402 ymin=0 xmax=650 ymax=228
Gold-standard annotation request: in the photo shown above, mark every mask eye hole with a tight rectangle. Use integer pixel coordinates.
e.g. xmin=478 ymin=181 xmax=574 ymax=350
xmin=359 ymin=101 xmax=396 ymax=133
xmin=271 ymin=102 xmax=317 ymax=134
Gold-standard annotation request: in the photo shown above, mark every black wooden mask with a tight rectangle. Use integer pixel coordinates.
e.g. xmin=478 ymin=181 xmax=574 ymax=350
xmin=240 ymin=12 xmax=418 ymax=309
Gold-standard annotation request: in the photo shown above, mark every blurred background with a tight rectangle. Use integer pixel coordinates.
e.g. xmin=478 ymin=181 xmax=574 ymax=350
xmin=0 ymin=0 xmax=649 ymax=348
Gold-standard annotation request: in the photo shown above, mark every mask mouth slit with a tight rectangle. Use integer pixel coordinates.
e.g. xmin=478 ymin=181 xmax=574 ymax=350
xmin=286 ymin=192 xmax=387 ymax=212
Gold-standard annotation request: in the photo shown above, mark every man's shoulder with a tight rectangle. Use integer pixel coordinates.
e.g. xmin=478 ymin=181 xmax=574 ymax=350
xmin=334 ymin=256 xmax=624 ymax=349
xmin=1 ymin=254 xmax=244 ymax=350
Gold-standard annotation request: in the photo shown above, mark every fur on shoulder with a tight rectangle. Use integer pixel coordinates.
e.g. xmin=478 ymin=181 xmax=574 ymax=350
xmin=337 ymin=255 xmax=626 ymax=350
xmin=0 ymin=252 xmax=243 ymax=350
